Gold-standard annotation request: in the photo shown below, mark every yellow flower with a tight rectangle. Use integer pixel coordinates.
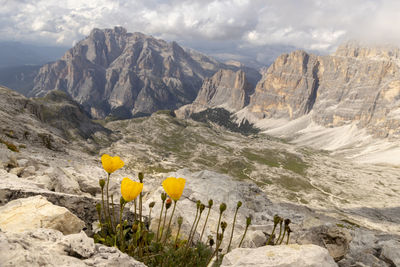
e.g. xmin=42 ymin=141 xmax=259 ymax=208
xmin=121 ymin=177 xmax=143 ymax=202
xmin=101 ymin=154 xmax=124 ymax=174
xmin=162 ymin=177 xmax=186 ymax=201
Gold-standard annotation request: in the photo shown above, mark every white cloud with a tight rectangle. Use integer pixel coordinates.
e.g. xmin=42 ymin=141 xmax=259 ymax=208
xmin=0 ymin=0 xmax=399 ymax=66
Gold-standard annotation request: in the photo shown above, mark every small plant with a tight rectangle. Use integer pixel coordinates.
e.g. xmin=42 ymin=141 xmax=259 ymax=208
xmin=94 ymin=154 xmax=292 ymax=266
xmin=0 ymin=137 xmax=19 ymax=152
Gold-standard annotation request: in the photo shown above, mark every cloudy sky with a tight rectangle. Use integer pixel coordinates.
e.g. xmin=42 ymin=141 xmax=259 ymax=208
xmin=1 ymin=0 xmax=399 ymax=66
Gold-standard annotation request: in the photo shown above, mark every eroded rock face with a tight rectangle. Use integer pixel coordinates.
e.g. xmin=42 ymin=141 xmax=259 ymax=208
xmin=221 ymin=244 xmax=337 ymax=267
xmin=30 ymin=27 xmax=229 ymax=119
xmin=247 ymin=42 xmax=400 ymax=138
xmin=0 ymin=228 xmax=146 ymax=267
xmin=0 ymin=195 xmax=85 ymax=234
xmin=176 ymin=69 xmax=254 ymax=118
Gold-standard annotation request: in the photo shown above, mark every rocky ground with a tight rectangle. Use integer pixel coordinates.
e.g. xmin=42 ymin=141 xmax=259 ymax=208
xmin=0 ymin=87 xmax=400 ymax=266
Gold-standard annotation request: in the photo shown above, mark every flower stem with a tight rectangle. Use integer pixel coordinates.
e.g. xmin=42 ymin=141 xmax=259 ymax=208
xmin=275 ymin=222 xmax=283 ymax=245
xmin=200 ymin=206 xmax=211 ymax=242
xmin=139 ymin=191 xmax=143 ymax=224
xmin=105 ymin=173 xmax=113 ymax=233
xmin=227 ymin=208 xmax=239 ymax=252
xmin=134 ymin=199 xmax=137 ymax=222
xmin=174 ymin=221 xmax=182 ymax=247
xmin=160 ymin=206 xmax=168 ymax=242
xmin=111 ymin=194 xmax=117 ymax=232
xmin=119 ymin=202 xmax=125 ymax=250
xmin=188 ymin=208 xmax=203 ymax=245
xmin=266 ymin=225 xmax=277 ymax=245
xmin=238 ymin=224 xmax=249 ymax=248
xmin=279 ymin=228 xmax=287 ymax=245
xmin=187 ymin=206 xmax=199 ymax=246
xmin=163 ymin=201 xmax=177 ymax=245
xmin=156 ymin=200 xmax=165 ymax=242
xmin=100 ymin=188 xmax=106 ymax=233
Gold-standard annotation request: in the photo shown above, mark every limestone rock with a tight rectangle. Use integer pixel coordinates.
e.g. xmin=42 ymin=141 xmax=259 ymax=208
xmin=247 ymin=42 xmax=400 ymax=138
xmin=0 ymin=228 xmax=146 ymax=267
xmin=30 ymin=27 xmax=226 ymax=119
xmin=0 ymin=195 xmax=85 ymax=234
xmin=176 ymin=69 xmax=254 ymax=118
xmin=295 ymin=225 xmax=352 ymax=261
xmin=380 ymin=239 xmax=400 ymax=266
xmin=221 ymin=244 xmax=337 ymax=267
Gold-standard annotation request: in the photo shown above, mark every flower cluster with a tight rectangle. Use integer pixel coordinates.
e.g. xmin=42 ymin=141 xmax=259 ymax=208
xmin=95 ymin=154 xmax=288 ymax=266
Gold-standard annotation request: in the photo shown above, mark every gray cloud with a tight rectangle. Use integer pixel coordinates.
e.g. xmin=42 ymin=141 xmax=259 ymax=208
xmin=0 ymin=0 xmax=398 ymax=67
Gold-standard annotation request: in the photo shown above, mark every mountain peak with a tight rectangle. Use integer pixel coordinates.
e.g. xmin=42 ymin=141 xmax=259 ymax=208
xmin=334 ymin=41 xmax=400 ymax=60
xmin=30 ymin=27 xmax=230 ymax=119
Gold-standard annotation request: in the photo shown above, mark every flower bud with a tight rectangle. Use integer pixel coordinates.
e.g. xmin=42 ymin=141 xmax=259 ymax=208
xmin=132 ymin=223 xmax=138 ymax=232
xmin=177 ymin=216 xmax=183 ymax=226
xmin=96 ymin=203 xmax=101 ymax=213
xmin=99 ymin=179 xmax=105 ymax=189
xmin=219 ymin=203 xmax=227 ymax=213
xmin=166 ymin=198 xmax=172 ymax=209
xmin=196 ymin=200 xmax=201 ymax=209
xmin=208 ymin=236 xmax=215 ymax=247
xmin=273 ymin=214 xmax=281 ymax=226
xmin=246 ymin=216 xmax=252 ymax=227
xmin=208 ymin=199 xmax=213 ymax=207
xmin=200 ymin=204 xmax=206 ymax=212
xmin=161 ymin=192 xmax=167 ymax=201
xmin=221 ymin=221 xmax=227 ymax=232
xmin=120 ymin=196 xmax=126 ymax=206
xmin=284 ymin=218 xmax=291 ymax=226
xmin=149 ymin=201 xmax=156 ymax=208
xmin=237 ymin=201 xmax=242 ymax=209
xmin=138 ymin=172 xmax=144 ymax=183
xmin=123 ymin=220 xmax=128 ymax=226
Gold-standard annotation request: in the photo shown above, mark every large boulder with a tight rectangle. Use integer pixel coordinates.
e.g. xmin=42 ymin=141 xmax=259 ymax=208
xmin=0 ymin=228 xmax=146 ymax=267
xmin=221 ymin=244 xmax=337 ymax=267
xmin=0 ymin=195 xmax=85 ymax=234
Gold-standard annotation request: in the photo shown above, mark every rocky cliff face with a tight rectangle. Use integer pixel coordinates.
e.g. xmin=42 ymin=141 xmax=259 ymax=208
xmin=176 ymin=69 xmax=254 ymax=117
xmin=30 ymin=27 xmax=233 ymax=119
xmin=247 ymin=42 xmax=400 ymax=138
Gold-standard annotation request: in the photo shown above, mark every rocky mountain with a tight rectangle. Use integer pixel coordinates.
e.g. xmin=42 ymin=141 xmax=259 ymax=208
xmin=30 ymin=27 xmax=260 ymax=119
xmin=246 ymin=42 xmax=400 ymax=139
xmin=176 ymin=69 xmax=254 ymax=117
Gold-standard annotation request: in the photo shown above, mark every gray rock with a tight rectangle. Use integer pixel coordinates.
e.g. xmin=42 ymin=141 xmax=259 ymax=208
xmin=0 ymin=195 xmax=85 ymax=234
xmin=176 ymin=69 xmax=254 ymax=118
xmin=0 ymin=228 xmax=146 ymax=267
xmin=221 ymin=244 xmax=337 ymax=267
xmin=295 ymin=225 xmax=352 ymax=261
xmin=380 ymin=239 xmax=400 ymax=266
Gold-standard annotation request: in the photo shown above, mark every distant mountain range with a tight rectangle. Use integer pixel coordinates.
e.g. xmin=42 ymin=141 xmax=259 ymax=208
xmin=3 ymin=27 xmax=400 ymax=150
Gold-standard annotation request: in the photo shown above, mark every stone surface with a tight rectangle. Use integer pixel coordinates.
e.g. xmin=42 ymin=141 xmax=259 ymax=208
xmin=295 ymin=225 xmax=352 ymax=261
xmin=380 ymin=239 xmax=400 ymax=266
xmin=0 ymin=195 xmax=85 ymax=234
xmin=221 ymin=244 xmax=337 ymax=267
xmin=0 ymin=228 xmax=146 ymax=267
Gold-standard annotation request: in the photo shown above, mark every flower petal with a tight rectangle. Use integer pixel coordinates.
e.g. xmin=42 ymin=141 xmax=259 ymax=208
xmin=121 ymin=177 xmax=143 ymax=202
xmin=101 ymin=154 xmax=124 ymax=174
xmin=162 ymin=177 xmax=186 ymax=201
